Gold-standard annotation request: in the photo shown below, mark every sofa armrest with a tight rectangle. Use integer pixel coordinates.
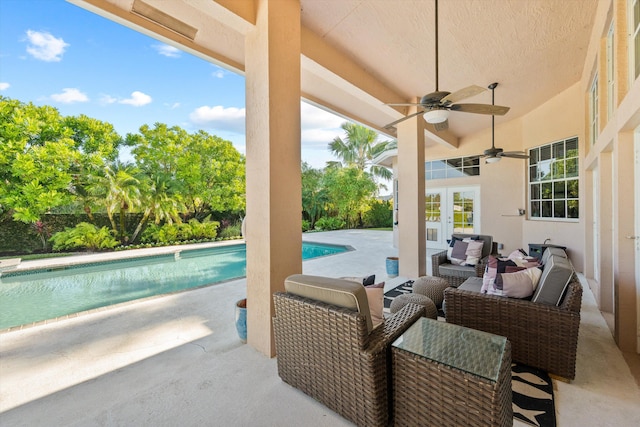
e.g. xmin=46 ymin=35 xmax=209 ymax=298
xmin=431 ymin=250 xmax=449 ymax=277
xmin=444 ymin=281 xmax=582 ymax=379
xmin=368 ymin=303 xmax=425 ymax=352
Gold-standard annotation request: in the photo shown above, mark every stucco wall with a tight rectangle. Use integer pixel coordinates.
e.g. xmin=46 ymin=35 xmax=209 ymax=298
xmin=520 ymin=82 xmax=586 ymax=273
xmin=424 ymin=82 xmax=585 ymax=272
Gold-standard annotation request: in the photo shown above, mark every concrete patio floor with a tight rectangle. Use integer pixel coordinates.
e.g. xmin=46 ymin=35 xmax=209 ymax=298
xmin=1 ymin=230 xmax=639 ymax=426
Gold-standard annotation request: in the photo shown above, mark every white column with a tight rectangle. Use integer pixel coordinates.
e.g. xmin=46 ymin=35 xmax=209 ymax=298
xmin=245 ymin=0 xmax=302 ymax=357
xmin=396 ymin=113 xmax=426 ymax=278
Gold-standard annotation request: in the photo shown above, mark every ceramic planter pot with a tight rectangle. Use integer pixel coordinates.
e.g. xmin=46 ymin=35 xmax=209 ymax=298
xmin=235 ymin=298 xmax=247 ymax=343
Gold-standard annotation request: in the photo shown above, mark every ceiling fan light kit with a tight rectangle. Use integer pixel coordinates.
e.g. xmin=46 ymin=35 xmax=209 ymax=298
xmin=485 ymin=156 xmax=501 ymax=164
xmin=423 ymin=109 xmax=449 ymax=124
xmin=383 ymin=0 xmax=510 ymax=131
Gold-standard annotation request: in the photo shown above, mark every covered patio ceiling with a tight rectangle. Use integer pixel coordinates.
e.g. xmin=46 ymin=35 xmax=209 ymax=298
xmin=71 ymin=0 xmax=599 ymax=148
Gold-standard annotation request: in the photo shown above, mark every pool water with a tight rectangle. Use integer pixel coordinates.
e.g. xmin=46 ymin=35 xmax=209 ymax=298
xmin=0 ymin=242 xmax=348 ymax=330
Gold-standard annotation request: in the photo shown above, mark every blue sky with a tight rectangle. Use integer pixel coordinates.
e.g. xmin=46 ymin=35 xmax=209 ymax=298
xmin=0 ymin=0 xmax=375 ymax=168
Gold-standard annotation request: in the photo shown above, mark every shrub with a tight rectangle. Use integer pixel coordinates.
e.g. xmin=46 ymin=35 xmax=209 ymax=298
xmin=219 ymin=221 xmax=242 ymax=239
xmin=314 ymin=216 xmax=345 ymax=231
xmin=363 ymin=199 xmax=393 ymax=228
xmin=301 ymin=219 xmax=311 ymax=232
xmin=140 ymin=218 xmax=219 ymax=244
xmin=49 ymin=222 xmax=119 ymax=251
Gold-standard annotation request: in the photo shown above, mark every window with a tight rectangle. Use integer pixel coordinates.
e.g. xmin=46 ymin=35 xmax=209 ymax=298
xmin=632 ymin=0 xmax=640 ymax=79
xmin=424 ymin=193 xmax=440 ymax=241
xmin=607 ymin=22 xmax=615 ymax=119
xmin=590 ymin=74 xmax=598 ymax=145
xmin=529 ymin=137 xmax=579 ymax=220
xmin=425 ymin=156 xmax=480 ymax=180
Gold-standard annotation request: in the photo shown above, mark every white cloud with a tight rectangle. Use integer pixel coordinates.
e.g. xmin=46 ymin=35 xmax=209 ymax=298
xmin=153 ymin=44 xmax=181 ymax=58
xmin=211 ymin=65 xmax=226 ymax=79
xmin=0 ymin=82 xmax=10 ymax=91
xmin=99 ymin=94 xmax=118 ymax=104
xmin=300 ymin=102 xmax=346 ymax=151
xmin=51 ymin=88 xmax=89 ymax=104
xmin=189 ymin=105 xmax=246 ymax=134
xmin=301 ymin=102 xmax=346 ymax=130
xmin=119 ymin=91 xmax=152 ymax=107
xmin=25 ymin=30 xmax=69 ymax=62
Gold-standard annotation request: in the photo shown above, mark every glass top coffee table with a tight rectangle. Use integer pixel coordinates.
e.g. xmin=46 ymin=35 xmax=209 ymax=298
xmin=391 ymin=318 xmax=512 ymax=426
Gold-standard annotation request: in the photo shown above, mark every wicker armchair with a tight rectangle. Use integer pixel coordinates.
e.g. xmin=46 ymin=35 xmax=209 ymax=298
xmin=444 ymin=278 xmax=582 ymax=380
xmin=273 ymin=275 xmax=425 ymax=427
xmin=431 ymin=233 xmax=495 ymax=287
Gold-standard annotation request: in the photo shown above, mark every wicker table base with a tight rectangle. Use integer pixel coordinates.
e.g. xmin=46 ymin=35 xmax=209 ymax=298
xmin=392 ymin=318 xmax=512 ymax=427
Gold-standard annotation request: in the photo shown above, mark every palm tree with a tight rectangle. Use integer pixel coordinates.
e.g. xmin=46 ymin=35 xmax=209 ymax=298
xmin=92 ymin=161 xmax=142 ymax=243
xmin=130 ymin=173 xmax=184 ymax=243
xmin=328 ymin=122 xmax=393 ymax=181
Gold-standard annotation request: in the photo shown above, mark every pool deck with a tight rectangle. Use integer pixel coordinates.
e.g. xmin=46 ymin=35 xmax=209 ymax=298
xmin=0 ymin=240 xmax=242 ymax=275
xmin=0 ymin=230 xmax=639 ymax=426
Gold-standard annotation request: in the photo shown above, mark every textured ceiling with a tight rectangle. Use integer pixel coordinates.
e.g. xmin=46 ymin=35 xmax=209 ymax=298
xmin=73 ymin=0 xmax=599 ymax=142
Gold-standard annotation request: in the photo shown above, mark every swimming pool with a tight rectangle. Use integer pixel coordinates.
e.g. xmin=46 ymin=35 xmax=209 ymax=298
xmin=0 ymin=242 xmax=349 ymax=330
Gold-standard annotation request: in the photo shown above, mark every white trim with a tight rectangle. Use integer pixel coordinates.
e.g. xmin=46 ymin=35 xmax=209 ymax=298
xmin=606 ymin=21 xmax=615 ymax=120
xmin=590 ymin=74 xmax=599 ymax=145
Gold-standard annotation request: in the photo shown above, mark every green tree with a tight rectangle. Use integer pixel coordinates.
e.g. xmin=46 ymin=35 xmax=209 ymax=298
xmin=301 ymin=162 xmax=327 ymax=229
xmin=87 ymin=161 xmax=142 ymax=242
xmin=128 ymin=124 xmax=246 ymax=220
xmin=130 ymin=173 xmax=184 ymax=243
xmin=323 ymin=166 xmax=377 ymax=228
xmin=63 ymin=114 xmax=123 ymax=162
xmin=328 ymin=122 xmax=393 ymax=181
xmin=0 ymin=97 xmax=80 ymax=222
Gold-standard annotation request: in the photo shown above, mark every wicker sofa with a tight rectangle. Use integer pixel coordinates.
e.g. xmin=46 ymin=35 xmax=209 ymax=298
xmin=444 ymin=248 xmax=582 ymax=380
xmin=432 ymin=233 xmax=495 ymax=287
xmin=273 ymin=274 xmax=424 ymax=427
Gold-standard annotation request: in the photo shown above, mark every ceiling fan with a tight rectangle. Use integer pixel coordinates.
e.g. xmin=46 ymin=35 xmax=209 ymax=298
xmin=481 ymin=82 xmax=529 ymax=163
xmin=384 ymin=0 xmax=510 ymax=131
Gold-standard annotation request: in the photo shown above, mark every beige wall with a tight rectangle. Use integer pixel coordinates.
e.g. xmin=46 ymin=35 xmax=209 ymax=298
xmin=520 ymin=83 xmax=586 ymax=273
xmin=424 ymin=83 xmax=586 ymax=272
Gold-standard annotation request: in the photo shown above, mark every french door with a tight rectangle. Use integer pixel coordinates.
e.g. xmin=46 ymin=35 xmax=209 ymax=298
xmin=425 ymin=186 xmax=481 ymax=249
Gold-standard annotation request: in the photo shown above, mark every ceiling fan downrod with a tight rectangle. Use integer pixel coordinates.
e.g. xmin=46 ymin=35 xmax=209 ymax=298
xmin=434 ymin=0 xmax=439 ymax=92
xmin=490 ymin=82 xmax=497 ymax=150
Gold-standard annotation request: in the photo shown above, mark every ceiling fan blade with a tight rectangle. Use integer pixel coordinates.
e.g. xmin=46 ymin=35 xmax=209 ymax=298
xmin=450 ymin=103 xmax=510 ymax=115
xmin=383 ymin=110 xmax=425 ymax=129
xmin=500 ymin=151 xmax=530 ymax=159
xmin=433 ymin=119 xmax=449 ymax=132
xmin=440 ymin=85 xmax=486 ymax=104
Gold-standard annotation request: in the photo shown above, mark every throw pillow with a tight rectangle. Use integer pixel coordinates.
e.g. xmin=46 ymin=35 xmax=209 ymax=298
xmin=363 ymin=274 xmax=376 ymax=286
xmin=507 ymin=250 xmax=541 ymax=268
xmin=481 ymin=256 xmax=525 ymax=293
xmin=449 ymin=240 xmax=469 ymax=265
xmin=488 ymin=267 xmax=542 ymax=298
xmin=464 ymin=240 xmax=485 ymax=266
xmin=365 ymin=282 xmax=385 ymax=327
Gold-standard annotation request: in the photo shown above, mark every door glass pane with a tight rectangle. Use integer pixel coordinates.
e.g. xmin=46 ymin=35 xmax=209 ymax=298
xmin=425 ymin=194 xmax=441 ymax=222
xmin=452 ymin=191 xmax=474 ymax=233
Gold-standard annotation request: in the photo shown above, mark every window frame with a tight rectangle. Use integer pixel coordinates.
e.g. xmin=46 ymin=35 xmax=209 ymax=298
xmin=425 ymin=155 xmax=480 ymax=180
xmin=607 ymin=21 xmax=615 ymax=120
xmin=590 ymin=74 xmax=599 ymax=146
xmin=528 ymin=137 xmax=579 ymax=222
xmin=630 ymin=0 xmax=640 ymax=82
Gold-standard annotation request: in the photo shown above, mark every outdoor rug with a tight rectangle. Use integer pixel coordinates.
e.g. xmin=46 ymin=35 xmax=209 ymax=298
xmin=384 ymin=282 xmax=556 ymax=427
